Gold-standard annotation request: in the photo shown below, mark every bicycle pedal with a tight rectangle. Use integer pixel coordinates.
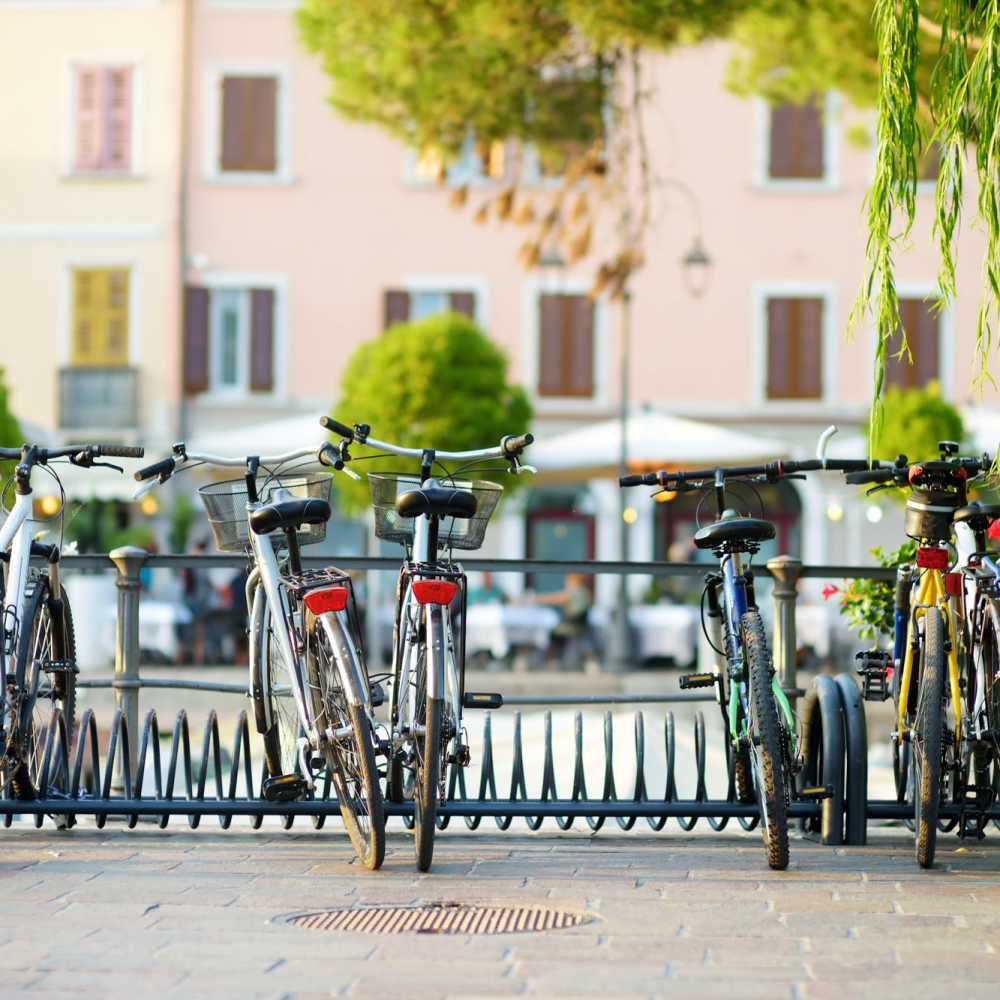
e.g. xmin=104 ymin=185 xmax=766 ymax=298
xmin=369 ymin=682 xmax=385 ymax=708
xmin=855 ymin=650 xmax=892 ymax=702
xmin=799 ymin=785 xmax=834 ymax=801
xmin=262 ymin=774 xmax=309 ymax=802
xmin=42 ymin=659 xmax=78 ymax=676
xmin=463 ymin=691 xmax=503 ymax=710
xmin=679 ymin=672 xmax=716 ymax=690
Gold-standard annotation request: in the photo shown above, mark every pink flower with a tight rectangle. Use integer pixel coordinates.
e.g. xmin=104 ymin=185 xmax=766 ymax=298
xmin=821 ymin=584 xmax=840 ymax=602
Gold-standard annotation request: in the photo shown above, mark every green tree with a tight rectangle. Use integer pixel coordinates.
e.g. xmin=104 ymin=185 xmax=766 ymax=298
xmin=298 ymin=1 xmax=1000 ymax=427
xmin=332 ymin=311 xmax=532 ymax=512
xmin=870 ymin=380 xmax=965 ymax=468
xmin=0 ymin=367 xmax=23 ymax=479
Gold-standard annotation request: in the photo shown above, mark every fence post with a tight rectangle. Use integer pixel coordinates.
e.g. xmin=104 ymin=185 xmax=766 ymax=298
xmin=767 ymin=555 xmax=802 ymax=707
xmin=109 ymin=545 xmax=146 ymax=791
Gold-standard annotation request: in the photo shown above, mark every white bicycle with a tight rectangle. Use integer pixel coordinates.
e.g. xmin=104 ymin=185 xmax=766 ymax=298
xmin=321 ymin=417 xmax=533 ymax=871
xmin=1 ymin=442 xmax=144 ymax=804
xmin=134 ymin=425 xmax=385 ymax=869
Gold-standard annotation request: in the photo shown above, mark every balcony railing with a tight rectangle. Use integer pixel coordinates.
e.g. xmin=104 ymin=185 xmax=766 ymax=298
xmin=59 ymin=366 xmax=138 ymax=430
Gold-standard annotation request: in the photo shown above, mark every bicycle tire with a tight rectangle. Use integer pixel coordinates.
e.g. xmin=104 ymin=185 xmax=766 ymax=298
xmin=256 ymin=605 xmax=301 ymax=779
xmin=414 ymin=606 xmax=445 ymax=872
xmin=914 ymin=608 xmax=945 ymax=869
xmin=307 ymin=612 xmax=385 ymax=871
xmin=741 ymin=611 xmax=790 ymax=871
xmin=10 ymin=579 xmax=77 ymax=801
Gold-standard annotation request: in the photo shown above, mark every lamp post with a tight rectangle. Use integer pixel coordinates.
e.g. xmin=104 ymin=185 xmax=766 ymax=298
xmin=608 ymin=183 xmax=711 ymax=673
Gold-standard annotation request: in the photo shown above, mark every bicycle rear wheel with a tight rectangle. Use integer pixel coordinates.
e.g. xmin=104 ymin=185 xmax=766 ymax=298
xmin=414 ymin=606 xmax=445 ymax=872
xmin=741 ymin=611 xmax=789 ymax=871
xmin=9 ymin=579 xmax=77 ymax=802
xmin=914 ymin=608 xmax=945 ymax=869
xmin=307 ymin=612 xmax=385 ymax=871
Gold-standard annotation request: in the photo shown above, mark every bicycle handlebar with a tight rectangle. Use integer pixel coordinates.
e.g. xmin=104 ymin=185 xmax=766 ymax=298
xmin=0 ymin=443 xmax=145 ymax=465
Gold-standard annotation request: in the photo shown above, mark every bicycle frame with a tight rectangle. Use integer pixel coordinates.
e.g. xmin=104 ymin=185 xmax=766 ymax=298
xmin=896 ymin=566 xmax=962 ymax=743
xmin=0 ymin=491 xmax=35 ymax=696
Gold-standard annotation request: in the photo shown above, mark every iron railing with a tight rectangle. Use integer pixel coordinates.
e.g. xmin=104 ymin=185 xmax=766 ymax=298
xmin=1 ymin=551 xmax=899 ymax=845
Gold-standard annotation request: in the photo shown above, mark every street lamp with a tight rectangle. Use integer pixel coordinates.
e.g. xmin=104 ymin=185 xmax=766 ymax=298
xmin=609 ymin=179 xmax=711 ymax=673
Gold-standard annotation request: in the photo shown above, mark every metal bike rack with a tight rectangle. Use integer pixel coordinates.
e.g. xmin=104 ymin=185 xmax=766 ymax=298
xmin=0 ymin=552 xmax=897 ymax=845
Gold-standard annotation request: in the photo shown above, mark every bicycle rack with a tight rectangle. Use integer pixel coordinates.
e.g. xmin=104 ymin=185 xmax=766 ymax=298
xmin=0 ymin=673 xmax=875 ymax=846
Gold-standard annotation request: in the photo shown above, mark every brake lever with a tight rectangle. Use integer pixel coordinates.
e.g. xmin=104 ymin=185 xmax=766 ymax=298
xmin=92 ymin=460 xmax=124 ymax=474
xmin=865 ymin=483 xmax=893 ymax=496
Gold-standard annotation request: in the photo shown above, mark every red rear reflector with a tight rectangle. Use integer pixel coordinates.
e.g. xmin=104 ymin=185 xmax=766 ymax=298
xmin=412 ymin=579 xmax=458 ymax=605
xmin=304 ymin=585 xmax=349 ymax=614
xmin=945 ymin=572 xmax=963 ymax=597
xmin=915 ymin=547 xmax=949 ymax=570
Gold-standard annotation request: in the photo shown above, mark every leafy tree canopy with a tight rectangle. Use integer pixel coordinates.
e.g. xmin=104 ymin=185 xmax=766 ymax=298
xmin=0 ymin=367 xmax=23 ymax=477
xmin=871 ymin=379 xmax=965 ymax=467
xmin=331 ymin=312 xmax=532 ymax=512
xmin=299 ymin=0 xmax=1000 ymax=440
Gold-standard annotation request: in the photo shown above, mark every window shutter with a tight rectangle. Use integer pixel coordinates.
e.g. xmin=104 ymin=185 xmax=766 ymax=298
xmin=220 ymin=77 xmax=250 ymax=171
xmin=250 ymin=77 xmax=277 ymax=172
xmin=75 ymin=67 xmax=101 ymax=172
xmin=795 ymin=298 xmax=823 ymax=396
xmin=797 ymin=101 xmax=824 ymax=178
xmin=768 ymin=104 xmax=796 ymax=179
xmin=448 ymin=291 xmax=476 ymax=319
xmin=566 ymin=295 xmax=594 ymax=396
xmin=766 ymin=299 xmax=792 ymax=398
xmin=538 ymin=294 xmax=564 ymax=396
xmin=183 ymin=286 xmax=210 ymax=395
xmin=103 ymin=66 xmax=132 ymax=171
xmin=249 ymin=288 xmax=275 ymax=392
xmin=887 ymin=298 xmax=940 ymax=389
xmin=383 ymin=289 xmax=411 ymax=329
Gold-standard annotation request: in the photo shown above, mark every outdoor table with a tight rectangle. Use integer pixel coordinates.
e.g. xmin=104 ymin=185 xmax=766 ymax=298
xmin=465 ymin=603 xmax=559 ymax=660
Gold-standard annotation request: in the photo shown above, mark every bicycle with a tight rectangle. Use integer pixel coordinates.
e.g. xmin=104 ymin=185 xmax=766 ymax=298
xmin=621 ymin=440 xmax=858 ymax=869
xmin=321 ymin=417 xmax=533 ymax=871
xmin=0 ymin=442 xmax=144 ymax=808
xmin=134 ymin=427 xmax=385 ymax=869
xmin=843 ymin=437 xmax=996 ymax=867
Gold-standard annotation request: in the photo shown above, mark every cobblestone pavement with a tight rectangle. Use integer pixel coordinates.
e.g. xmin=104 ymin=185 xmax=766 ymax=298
xmin=2 ymin=822 xmax=1000 ymax=998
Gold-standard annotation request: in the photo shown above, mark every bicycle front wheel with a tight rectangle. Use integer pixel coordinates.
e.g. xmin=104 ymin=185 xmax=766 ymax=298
xmin=742 ymin=611 xmax=789 ymax=871
xmin=413 ymin=606 xmax=445 ymax=872
xmin=308 ymin=613 xmax=385 ymax=871
xmin=9 ymin=579 xmax=77 ymax=803
xmin=914 ymin=608 xmax=945 ymax=869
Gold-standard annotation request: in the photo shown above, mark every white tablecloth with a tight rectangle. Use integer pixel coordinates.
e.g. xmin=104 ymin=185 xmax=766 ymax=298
xmin=465 ymin=604 xmax=559 ymax=660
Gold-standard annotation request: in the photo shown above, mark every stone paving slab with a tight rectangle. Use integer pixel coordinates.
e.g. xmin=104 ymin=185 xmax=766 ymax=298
xmin=2 ymin=822 xmax=1000 ymax=998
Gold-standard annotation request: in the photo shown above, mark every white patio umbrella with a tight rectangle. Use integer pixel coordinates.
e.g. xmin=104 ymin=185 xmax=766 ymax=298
xmin=185 ymin=411 xmax=330 ymax=462
xmin=963 ymin=407 xmax=1000 ymax=455
xmin=529 ymin=408 xmax=791 ymax=480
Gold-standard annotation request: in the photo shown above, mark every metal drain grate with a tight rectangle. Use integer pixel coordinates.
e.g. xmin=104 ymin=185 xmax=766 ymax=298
xmin=285 ymin=902 xmax=591 ymax=935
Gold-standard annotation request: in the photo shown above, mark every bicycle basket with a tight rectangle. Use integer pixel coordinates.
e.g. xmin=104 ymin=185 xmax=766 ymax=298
xmin=367 ymin=473 xmax=502 ymax=551
xmin=197 ymin=474 xmax=333 ymax=553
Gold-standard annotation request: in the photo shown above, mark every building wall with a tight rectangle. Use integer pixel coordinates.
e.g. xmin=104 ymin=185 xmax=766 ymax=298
xmin=0 ymin=0 xmax=182 ymax=443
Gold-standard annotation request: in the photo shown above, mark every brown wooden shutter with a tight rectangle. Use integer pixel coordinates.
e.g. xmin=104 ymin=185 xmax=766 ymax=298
xmin=538 ymin=294 xmax=565 ymax=396
xmin=448 ymin=291 xmax=476 ymax=319
xmin=566 ymin=295 xmax=594 ymax=396
xmin=769 ymin=100 xmax=824 ymax=179
xmin=767 ymin=297 xmax=823 ymax=399
xmin=383 ymin=289 xmax=410 ymax=329
xmin=249 ymin=289 xmax=275 ymax=392
xmin=183 ymin=286 xmax=210 ymax=395
xmin=220 ymin=76 xmax=277 ymax=172
xmin=886 ymin=298 xmax=940 ymax=389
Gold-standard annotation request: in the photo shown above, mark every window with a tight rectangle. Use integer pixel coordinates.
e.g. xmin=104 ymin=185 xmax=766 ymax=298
xmin=885 ymin=297 xmax=940 ymax=389
xmin=183 ymin=286 xmax=276 ymax=395
xmin=411 ymin=137 xmax=506 ymax=185
xmin=537 ymin=293 xmax=594 ymax=398
xmin=219 ymin=75 xmax=278 ymax=173
xmin=73 ymin=65 xmax=133 ymax=174
xmin=71 ymin=267 xmax=130 ymax=366
xmin=765 ymin=296 xmax=824 ymax=400
xmin=919 ymin=141 xmax=941 ymax=183
xmin=382 ymin=288 xmax=477 ymax=328
xmin=767 ymin=98 xmax=825 ymax=180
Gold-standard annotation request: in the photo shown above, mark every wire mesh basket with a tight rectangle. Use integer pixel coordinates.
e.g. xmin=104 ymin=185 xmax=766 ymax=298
xmin=368 ymin=473 xmax=502 ymax=551
xmin=197 ymin=474 xmax=333 ymax=553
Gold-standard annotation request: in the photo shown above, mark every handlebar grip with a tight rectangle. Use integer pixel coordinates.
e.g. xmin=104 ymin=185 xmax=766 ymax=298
xmin=825 ymin=459 xmax=876 ymax=473
xmin=320 ymin=416 xmax=355 ymax=441
xmin=845 ymin=468 xmax=894 ymax=485
xmin=134 ymin=456 xmax=175 ymax=482
xmin=97 ymin=445 xmax=145 ymax=459
xmin=502 ymin=432 xmax=534 ymax=457
xmin=619 ymin=473 xmax=654 ymax=487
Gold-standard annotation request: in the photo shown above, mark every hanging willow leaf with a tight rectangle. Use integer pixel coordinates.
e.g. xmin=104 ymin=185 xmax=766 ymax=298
xmin=494 ymin=186 xmax=515 ymax=220
xmin=473 ymin=201 xmax=489 ymax=224
xmin=567 ymin=222 xmax=592 ymax=262
xmin=449 ymin=184 xmax=469 ymax=209
xmin=512 ymin=197 xmax=536 ymax=225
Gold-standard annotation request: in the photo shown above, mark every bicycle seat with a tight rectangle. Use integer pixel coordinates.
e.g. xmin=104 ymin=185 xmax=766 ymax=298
xmin=249 ymin=498 xmax=331 ymax=535
xmin=693 ymin=516 xmax=775 ymax=550
xmin=395 ymin=487 xmax=477 ymax=520
xmin=954 ymin=501 xmax=1000 ymax=532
